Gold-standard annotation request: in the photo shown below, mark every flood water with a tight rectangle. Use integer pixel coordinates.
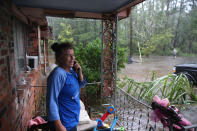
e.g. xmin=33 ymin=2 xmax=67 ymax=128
xmin=118 ymin=56 xmax=197 ymax=82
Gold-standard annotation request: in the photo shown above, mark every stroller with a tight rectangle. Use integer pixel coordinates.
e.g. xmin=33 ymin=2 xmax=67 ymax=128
xmin=150 ymin=95 xmax=195 ymax=131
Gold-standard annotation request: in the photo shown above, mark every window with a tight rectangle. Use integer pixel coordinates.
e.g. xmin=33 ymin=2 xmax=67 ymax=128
xmin=13 ymin=19 xmax=27 ymax=76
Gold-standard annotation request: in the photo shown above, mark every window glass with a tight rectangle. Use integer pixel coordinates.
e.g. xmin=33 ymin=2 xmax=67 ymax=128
xmin=13 ymin=19 xmax=26 ymax=76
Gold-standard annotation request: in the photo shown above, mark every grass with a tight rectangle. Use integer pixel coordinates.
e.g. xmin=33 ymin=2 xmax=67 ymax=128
xmin=118 ymin=73 xmax=197 ymax=104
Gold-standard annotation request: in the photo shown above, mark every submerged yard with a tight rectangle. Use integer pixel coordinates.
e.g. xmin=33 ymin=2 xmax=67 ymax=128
xmin=118 ymin=56 xmax=197 ymax=82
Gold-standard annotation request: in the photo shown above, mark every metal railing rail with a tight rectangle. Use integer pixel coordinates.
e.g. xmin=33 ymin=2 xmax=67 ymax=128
xmin=110 ymin=87 xmax=163 ymax=131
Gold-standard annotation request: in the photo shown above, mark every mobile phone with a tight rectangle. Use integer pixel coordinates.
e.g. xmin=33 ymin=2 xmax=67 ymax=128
xmin=73 ymin=61 xmax=79 ymax=72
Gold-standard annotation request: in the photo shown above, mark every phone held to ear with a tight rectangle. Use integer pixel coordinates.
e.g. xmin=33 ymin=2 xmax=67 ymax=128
xmin=73 ymin=61 xmax=80 ymax=72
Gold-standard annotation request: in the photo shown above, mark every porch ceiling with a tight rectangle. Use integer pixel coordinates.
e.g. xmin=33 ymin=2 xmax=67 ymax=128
xmin=12 ymin=0 xmax=145 ymax=19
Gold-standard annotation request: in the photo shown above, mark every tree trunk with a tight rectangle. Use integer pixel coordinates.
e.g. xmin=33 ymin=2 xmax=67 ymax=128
xmin=165 ymin=0 xmax=170 ymax=28
xmin=94 ymin=20 xmax=97 ymax=40
xmin=173 ymin=0 xmax=184 ymax=48
xmin=128 ymin=8 xmax=133 ymax=64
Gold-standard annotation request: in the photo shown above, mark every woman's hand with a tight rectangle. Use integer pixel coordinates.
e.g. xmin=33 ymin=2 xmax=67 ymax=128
xmin=73 ymin=60 xmax=84 ymax=82
xmin=73 ymin=60 xmax=82 ymax=72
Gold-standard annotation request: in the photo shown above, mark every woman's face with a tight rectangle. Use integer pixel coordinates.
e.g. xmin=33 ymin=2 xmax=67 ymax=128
xmin=59 ymin=49 xmax=75 ymax=69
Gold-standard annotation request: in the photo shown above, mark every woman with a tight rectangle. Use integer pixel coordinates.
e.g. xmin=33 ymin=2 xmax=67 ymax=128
xmin=46 ymin=42 xmax=86 ymax=131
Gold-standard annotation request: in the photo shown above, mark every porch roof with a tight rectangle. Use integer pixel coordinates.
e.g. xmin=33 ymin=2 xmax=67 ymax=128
xmin=12 ymin=0 xmax=145 ymax=20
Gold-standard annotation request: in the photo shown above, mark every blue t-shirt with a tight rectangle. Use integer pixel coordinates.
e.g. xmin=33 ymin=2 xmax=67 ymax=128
xmin=46 ymin=66 xmax=86 ymax=130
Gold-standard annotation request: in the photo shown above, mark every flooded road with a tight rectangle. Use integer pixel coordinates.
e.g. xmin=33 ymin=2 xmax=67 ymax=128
xmin=118 ymin=56 xmax=197 ymax=82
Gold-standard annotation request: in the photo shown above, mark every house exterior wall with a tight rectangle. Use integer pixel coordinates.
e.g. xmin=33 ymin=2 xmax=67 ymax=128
xmin=0 ymin=0 xmax=45 ymax=130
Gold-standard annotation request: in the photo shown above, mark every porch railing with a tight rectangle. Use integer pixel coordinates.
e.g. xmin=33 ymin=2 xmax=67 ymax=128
xmin=111 ymin=87 xmax=163 ymax=131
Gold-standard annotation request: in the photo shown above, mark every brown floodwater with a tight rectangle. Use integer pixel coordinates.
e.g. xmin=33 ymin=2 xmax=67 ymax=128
xmin=118 ymin=56 xmax=197 ymax=82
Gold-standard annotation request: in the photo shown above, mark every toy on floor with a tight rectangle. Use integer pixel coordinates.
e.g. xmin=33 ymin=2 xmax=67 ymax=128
xmin=94 ymin=106 xmax=124 ymax=131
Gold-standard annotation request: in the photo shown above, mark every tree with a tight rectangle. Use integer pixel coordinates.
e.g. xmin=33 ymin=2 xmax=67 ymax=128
xmin=57 ymin=23 xmax=74 ymax=43
xmin=128 ymin=8 xmax=133 ymax=63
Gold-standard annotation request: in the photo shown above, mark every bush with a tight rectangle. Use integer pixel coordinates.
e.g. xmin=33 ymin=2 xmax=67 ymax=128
xmin=118 ymin=73 xmax=197 ymax=104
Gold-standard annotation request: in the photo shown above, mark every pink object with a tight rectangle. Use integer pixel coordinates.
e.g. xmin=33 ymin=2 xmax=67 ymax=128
xmin=153 ymin=95 xmax=169 ymax=107
xmin=28 ymin=116 xmax=47 ymax=128
xmin=151 ymin=95 xmax=193 ymax=131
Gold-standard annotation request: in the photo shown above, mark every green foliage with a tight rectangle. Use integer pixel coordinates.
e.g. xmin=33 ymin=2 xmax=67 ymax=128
xmin=118 ymin=74 xmax=197 ymax=104
xmin=57 ymin=23 xmax=74 ymax=43
xmin=153 ymin=29 xmax=174 ymax=55
xmin=74 ymin=39 xmax=101 ymax=82
xmin=191 ymin=8 xmax=197 ymax=36
xmin=118 ymin=19 xmax=130 ymax=48
xmin=193 ymin=42 xmax=197 ymax=53
xmin=130 ymin=0 xmax=197 ymax=56
xmin=141 ymin=29 xmax=174 ymax=57
xmin=117 ymin=47 xmax=127 ymax=69
xmin=74 ymin=39 xmax=101 ymax=97
xmin=47 ymin=17 xmax=101 ymax=46
xmin=77 ymin=32 xmax=97 ymax=44
xmin=141 ymin=43 xmax=156 ymax=57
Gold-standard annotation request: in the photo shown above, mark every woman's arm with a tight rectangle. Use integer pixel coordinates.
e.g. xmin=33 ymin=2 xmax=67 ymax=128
xmin=78 ymin=69 xmax=84 ymax=82
xmin=54 ymin=120 xmax=67 ymax=131
xmin=46 ymin=70 xmax=67 ymax=130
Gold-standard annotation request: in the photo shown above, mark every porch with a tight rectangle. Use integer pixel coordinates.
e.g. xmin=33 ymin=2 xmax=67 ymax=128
xmin=0 ymin=0 xmax=197 ymax=130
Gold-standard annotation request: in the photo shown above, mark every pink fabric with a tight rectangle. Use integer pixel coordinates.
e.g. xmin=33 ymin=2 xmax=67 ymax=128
xmin=28 ymin=116 xmax=47 ymax=128
xmin=153 ymin=95 xmax=169 ymax=107
xmin=151 ymin=95 xmax=193 ymax=131
xmin=150 ymin=95 xmax=170 ymax=122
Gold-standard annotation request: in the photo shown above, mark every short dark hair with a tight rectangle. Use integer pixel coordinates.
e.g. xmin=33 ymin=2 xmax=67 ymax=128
xmin=51 ymin=42 xmax=74 ymax=64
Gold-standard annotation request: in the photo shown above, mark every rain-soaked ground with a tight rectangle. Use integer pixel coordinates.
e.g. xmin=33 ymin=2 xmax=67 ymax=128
xmin=118 ymin=55 xmax=197 ymax=127
xmin=118 ymin=55 xmax=197 ymax=82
